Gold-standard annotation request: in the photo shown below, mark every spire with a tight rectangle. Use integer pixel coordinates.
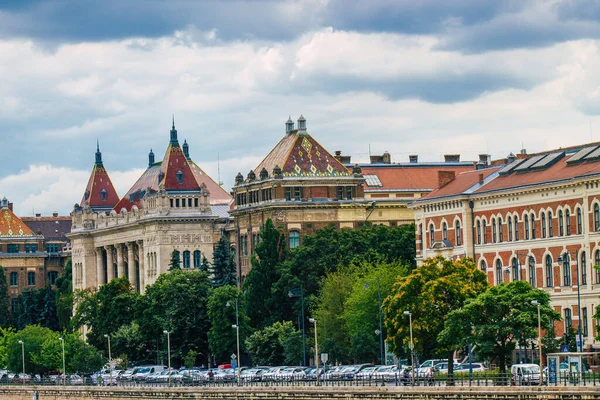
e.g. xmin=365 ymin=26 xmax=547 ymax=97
xmin=183 ymin=139 xmax=190 ymax=159
xmin=148 ymin=148 xmax=155 ymax=168
xmin=170 ymin=115 xmax=179 ymax=146
xmin=95 ymin=140 xmax=103 ymax=167
xmin=285 ymin=116 xmax=294 ymax=135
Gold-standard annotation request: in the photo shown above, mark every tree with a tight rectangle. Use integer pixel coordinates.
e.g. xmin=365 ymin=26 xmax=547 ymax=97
xmin=17 ymin=289 xmax=41 ymax=329
xmin=37 ymin=330 xmax=104 ymax=374
xmin=168 ymin=250 xmax=181 ymax=271
xmin=243 ymin=219 xmax=287 ymax=328
xmin=211 ymin=236 xmax=236 ymax=287
xmin=440 ymin=281 xmax=561 ymax=374
xmin=0 ymin=266 xmax=10 ymax=328
xmin=200 ymin=256 xmax=211 ymax=274
xmin=384 ymin=256 xmax=488 ymax=380
xmin=245 ymin=321 xmax=301 ymax=366
xmin=1 ymin=325 xmax=55 ymax=375
xmin=55 ymin=260 xmax=73 ymax=332
xmin=40 ymin=286 xmax=60 ymax=331
xmin=111 ymin=322 xmax=155 ymax=365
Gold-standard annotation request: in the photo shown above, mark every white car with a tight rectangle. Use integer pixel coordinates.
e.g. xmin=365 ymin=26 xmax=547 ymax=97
xmin=278 ymin=367 xmax=306 ymax=381
xmin=454 ymin=363 xmax=487 ymax=374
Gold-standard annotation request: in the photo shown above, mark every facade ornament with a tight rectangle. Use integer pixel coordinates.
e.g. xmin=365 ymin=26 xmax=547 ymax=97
xmin=353 ymin=164 xmax=363 ymax=176
xmin=247 ymin=170 xmax=256 ymax=182
xmin=273 ymin=165 xmax=283 ymax=179
xmin=260 ymin=168 xmax=269 ymax=180
xmin=235 ymin=173 xmax=244 ymax=186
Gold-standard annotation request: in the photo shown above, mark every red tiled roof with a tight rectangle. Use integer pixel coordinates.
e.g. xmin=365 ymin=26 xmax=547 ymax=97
xmin=81 ymin=165 xmax=120 ymax=210
xmin=254 ymin=132 xmax=351 ymax=178
xmin=161 ymin=144 xmax=202 ymax=191
xmin=361 ymin=164 xmax=474 ymax=191
xmin=0 ymin=208 xmax=37 ymax=237
xmin=421 ymin=167 xmax=501 ymax=201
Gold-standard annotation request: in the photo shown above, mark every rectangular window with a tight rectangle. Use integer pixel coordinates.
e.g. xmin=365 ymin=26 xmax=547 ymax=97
xmin=47 ymin=244 xmax=59 ymax=253
xmin=336 ymin=186 xmax=344 ymax=200
xmin=565 ymin=308 xmax=572 ymax=328
xmin=285 ymin=187 xmax=292 ymax=201
xmin=583 ymin=307 xmax=589 ymax=337
xmin=25 ymin=244 xmax=30 ymax=253
xmin=27 ymin=272 xmax=36 ymax=286
xmin=345 ymin=186 xmax=353 ymax=200
xmin=188 ymin=198 xmax=192 ymax=207
xmin=10 ymin=272 xmax=18 ymax=286
xmin=175 ymin=199 xmax=180 ymax=207
xmin=11 ymin=298 xmax=18 ymax=312
xmin=7 ymin=244 xmax=18 ymax=253
xmin=294 ymin=187 xmax=302 ymax=201
xmin=31 ymin=244 xmax=37 ymax=252
xmin=194 ymin=198 xmax=199 ymax=207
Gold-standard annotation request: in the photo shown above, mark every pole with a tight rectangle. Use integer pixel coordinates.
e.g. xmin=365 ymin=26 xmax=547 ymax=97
xmin=377 ymin=277 xmax=384 ymax=365
xmin=575 ymin=252 xmax=583 ymax=353
xmin=163 ymin=331 xmax=171 ymax=386
xmin=310 ymin=318 xmax=319 ymax=385
xmin=59 ymin=337 xmax=66 ymax=385
xmin=18 ymin=340 xmax=24 ymax=386
xmin=468 ymin=343 xmax=473 ymax=383
xmin=404 ymin=311 xmax=415 ymax=386
xmin=301 ymin=286 xmax=306 ymax=367
xmin=104 ymin=334 xmax=112 ymax=386
xmin=537 ymin=303 xmax=543 ymax=386
xmin=235 ymin=297 xmax=241 ymax=386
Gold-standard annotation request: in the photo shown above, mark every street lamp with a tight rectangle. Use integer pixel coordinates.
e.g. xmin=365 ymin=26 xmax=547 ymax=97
xmin=309 ymin=318 xmax=319 ymax=385
xmin=288 ymin=286 xmax=306 ymax=366
xmin=104 ymin=334 xmax=112 ymax=385
xmin=403 ymin=311 xmax=415 ymax=386
xmin=531 ymin=300 xmax=543 ymax=386
xmin=227 ymin=297 xmax=241 ymax=386
xmin=163 ymin=330 xmax=171 ymax=386
xmin=364 ymin=277 xmax=385 ymax=365
xmin=558 ymin=251 xmax=583 ymax=352
xmin=17 ymin=340 xmax=24 ymax=385
xmin=58 ymin=337 xmax=66 ymax=385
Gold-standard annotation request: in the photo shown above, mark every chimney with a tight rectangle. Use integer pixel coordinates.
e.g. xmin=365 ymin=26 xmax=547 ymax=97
xmin=35 ymin=213 xmax=41 ymax=218
xmin=382 ymin=151 xmax=391 ymax=164
xmin=53 ymin=212 xmax=59 ymax=217
xmin=520 ymin=148 xmax=527 ymax=155
xmin=437 ymin=170 xmax=456 ymax=188
xmin=285 ymin=116 xmax=294 ymax=135
xmin=507 ymin=152 xmax=516 ymax=163
xmin=478 ymin=154 xmax=489 ymax=166
xmin=297 ymin=115 xmax=307 ymax=133
xmin=444 ymin=154 xmax=461 ymax=162
xmin=409 ymin=155 xmax=418 ymax=163
xmin=476 ymin=161 xmax=485 ymax=170
xmin=479 ymin=173 xmax=484 ymax=185
xmin=8 ymin=202 xmax=13 ymax=212
xmin=334 ymin=151 xmax=351 ymax=164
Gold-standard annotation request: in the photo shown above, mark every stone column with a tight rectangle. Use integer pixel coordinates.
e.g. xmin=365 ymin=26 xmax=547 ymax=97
xmin=105 ymin=245 xmax=114 ymax=282
xmin=117 ymin=244 xmax=125 ymax=279
xmin=95 ymin=248 xmax=104 ymax=288
xmin=137 ymin=240 xmax=145 ymax=293
xmin=127 ymin=243 xmax=136 ymax=290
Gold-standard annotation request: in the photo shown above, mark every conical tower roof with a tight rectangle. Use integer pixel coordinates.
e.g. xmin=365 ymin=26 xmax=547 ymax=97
xmin=0 ymin=199 xmax=37 ymax=237
xmin=81 ymin=142 xmax=120 ymax=211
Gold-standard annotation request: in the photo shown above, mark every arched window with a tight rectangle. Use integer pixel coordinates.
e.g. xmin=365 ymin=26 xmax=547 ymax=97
xmin=476 ymin=221 xmax=481 ymax=245
xmin=289 ymin=231 xmax=300 ymax=249
xmin=565 ymin=210 xmax=571 ymax=236
xmin=482 ymin=220 xmax=488 ymax=244
xmin=528 ymin=256 xmax=536 ymax=287
xmin=442 ymin=222 xmax=448 ymax=241
xmin=9 ymin=272 xmax=18 ymax=286
xmin=563 ymin=253 xmax=571 ymax=286
xmin=581 ymin=250 xmax=587 ymax=285
xmin=596 ymin=250 xmax=600 ymax=284
xmin=495 ymin=259 xmax=503 ymax=285
xmin=524 ymin=215 xmax=530 ymax=240
xmin=559 ymin=210 xmax=564 ymax=236
xmin=512 ymin=257 xmax=519 ymax=281
xmin=193 ymin=250 xmax=201 ymax=268
xmin=514 ymin=216 xmax=520 ymax=240
xmin=498 ymin=217 xmax=503 ymax=243
xmin=577 ymin=208 xmax=583 ymax=234
xmin=530 ymin=213 xmax=536 ymax=239
xmin=541 ymin=212 xmax=546 ymax=238
xmin=545 ymin=255 xmax=553 ymax=287
xmin=429 ymin=224 xmax=435 ymax=247
xmin=492 ymin=218 xmax=497 ymax=243
xmin=101 ymin=189 xmax=107 ymax=201
xmin=455 ymin=220 xmax=462 ymax=246
xmin=595 ymin=203 xmax=600 ymax=231
xmin=548 ymin=211 xmax=554 ymax=237
xmin=48 ymin=271 xmax=58 ymax=285
xmin=508 ymin=216 xmax=513 ymax=241
xmin=565 ymin=308 xmax=572 ymax=329
xmin=183 ymin=251 xmax=191 ymax=269
xmin=480 ymin=259 xmax=487 ymax=272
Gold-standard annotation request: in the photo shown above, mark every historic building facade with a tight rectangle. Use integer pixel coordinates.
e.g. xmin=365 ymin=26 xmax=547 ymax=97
xmin=68 ymin=122 xmax=231 ymax=294
xmin=412 ymin=143 xmax=600 ymax=350
xmin=0 ymin=198 xmax=70 ymax=310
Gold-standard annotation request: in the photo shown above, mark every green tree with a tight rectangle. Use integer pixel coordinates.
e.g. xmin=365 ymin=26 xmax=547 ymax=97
xmin=55 ymin=260 xmax=73 ymax=332
xmin=111 ymin=322 xmax=155 ymax=365
xmin=1 ymin=325 xmax=55 ymax=375
xmin=211 ymin=236 xmax=236 ymax=287
xmin=243 ymin=219 xmax=287 ymax=328
xmin=384 ymin=256 xmax=488 ymax=380
xmin=17 ymin=289 xmax=41 ymax=329
xmin=200 ymin=256 xmax=211 ymax=274
xmin=245 ymin=321 xmax=301 ymax=366
xmin=207 ymin=285 xmax=249 ymax=364
xmin=0 ymin=266 xmax=10 ymax=327
xmin=168 ymin=250 xmax=181 ymax=271
xmin=37 ymin=330 xmax=104 ymax=374
xmin=135 ymin=269 xmax=211 ymax=366
xmin=440 ymin=281 xmax=560 ymax=374
xmin=542 ymin=325 xmax=563 ymax=358
xmin=40 ymin=286 xmax=60 ymax=331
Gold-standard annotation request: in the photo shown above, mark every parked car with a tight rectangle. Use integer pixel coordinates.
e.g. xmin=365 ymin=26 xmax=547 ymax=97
xmin=454 ymin=363 xmax=487 ymax=374
xmin=373 ymin=365 xmax=398 ymax=381
xmin=342 ymin=364 xmax=374 ymax=380
xmin=432 ymin=360 xmax=459 ymax=374
xmin=11 ymin=373 xmax=32 ymax=384
xmin=133 ymin=365 xmax=165 ymax=382
xmin=304 ymin=367 xmax=327 ymax=381
xmin=118 ymin=368 xmax=138 ymax=382
xmin=355 ymin=365 xmax=378 ymax=380
xmin=181 ymin=369 xmax=209 ymax=385
xmin=213 ymin=368 xmax=236 ymax=382
xmin=260 ymin=366 xmax=289 ymax=382
xmin=324 ymin=365 xmax=349 ymax=381
xmin=416 ymin=359 xmax=445 ymax=376
xmin=278 ymin=367 xmax=306 ymax=381
xmin=511 ymin=363 xmax=541 ymax=386
xmin=240 ymin=367 xmax=268 ymax=382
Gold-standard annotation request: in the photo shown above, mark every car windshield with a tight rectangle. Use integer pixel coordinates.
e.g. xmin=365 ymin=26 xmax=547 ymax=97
xmin=362 ymin=367 xmax=376 ymax=373
xmin=136 ymin=368 xmax=150 ymax=373
xmin=281 ymin=368 xmax=296 ymax=373
xmin=522 ymin=366 xmax=540 ymax=374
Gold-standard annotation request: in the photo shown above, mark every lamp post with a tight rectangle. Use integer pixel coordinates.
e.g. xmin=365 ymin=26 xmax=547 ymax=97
xmin=364 ymin=277 xmax=385 ymax=365
xmin=403 ymin=311 xmax=415 ymax=386
xmin=58 ymin=337 xmax=66 ymax=385
xmin=163 ymin=330 xmax=171 ymax=386
xmin=288 ymin=286 xmax=306 ymax=366
xmin=227 ymin=297 xmax=241 ymax=386
xmin=103 ymin=334 xmax=112 ymax=385
xmin=531 ymin=300 xmax=543 ymax=386
xmin=309 ymin=318 xmax=319 ymax=385
xmin=558 ymin=251 xmax=583 ymax=352
xmin=17 ymin=340 xmax=24 ymax=385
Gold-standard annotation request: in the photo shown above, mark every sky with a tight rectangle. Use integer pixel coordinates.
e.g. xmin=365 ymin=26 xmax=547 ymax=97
xmin=1 ymin=0 xmax=600 ymax=216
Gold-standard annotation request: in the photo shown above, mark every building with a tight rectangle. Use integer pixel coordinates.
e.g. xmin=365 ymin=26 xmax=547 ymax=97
xmin=412 ymin=143 xmax=600 ymax=350
xmin=0 ymin=198 xmax=70 ymax=311
xmin=68 ymin=121 xmax=232 ymax=294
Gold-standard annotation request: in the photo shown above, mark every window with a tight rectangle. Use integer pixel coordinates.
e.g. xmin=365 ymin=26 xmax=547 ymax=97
xmin=581 ymin=251 xmax=587 ymax=285
xmin=10 ymin=272 xmax=18 ymax=286
xmin=480 ymin=259 xmax=487 ymax=272
xmin=583 ymin=307 xmax=589 ymax=337
xmin=559 ymin=210 xmax=565 ymax=236
xmin=101 ymin=188 xmax=107 ymax=201
xmin=548 ymin=211 xmax=553 ymax=237
xmin=508 ymin=216 xmax=513 ymax=241
xmin=595 ymin=203 xmax=600 ymax=231
xmin=546 ymin=255 xmax=554 ymax=287
xmin=455 ymin=220 xmax=462 ymax=246
xmin=492 ymin=218 xmax=497 ymax=243
xmin=176 ymin=170 xmax=183 ymax=184
xmin=194 ymin=250 xmax=201 ymax=268
xmin=11 ymin=298 xmax=18 ymax=312
xmin=530 ymin=213 xmax=536 ymax=239
xmin=565 ymin=210 xmax=571 ymax=236
xmin=285 ymin=188 xmax=292 ymax=201
xmin=541 ymin=212 xmax=546 ymax=238
xmin=476 ymin=221 xmax=481 ymax=245
xmin=289 ymin=231 xmax=300 ymax=249
xmin=498 ymin=217 xmax=503 ymax=243
xmin=563 ymin=253 xmax=571 ymax=286
xmin=482 ymin=220 xmax=488 ymax=244
xmin=429 ymin=224 xmax=435 ymax=247
xmin=47 ymin=244 xmax=59 ymax=253
xmin=495 ymin=259 xmax=503 ymax=285
xmin=596 ymin=250 xmax=600 ymax=284
xmin=512 ymin=257 xmax=519 ymax=281
xmin=577 ymin=208 xmax=583 ymax=234
xmin=31 ymin=244 xmax=37 ymax=252
xmin=524 ymin=215 xmax=530 ymax=240
xmin=294 ymin=187 xmax=302 ymax=201
xmin=565 ymin=308 xmax=572 ymax=329
xmin=514 ymin=216 xmax=520 ymax=240
xmin=442 ymin=222 xmax=448 ymax=241
xmin=528 ymin=256 xmax=536 ymax=287
xmin=48 ymin=271 xmax=58 ymax=285
xmin=183 ymin=251 xmax=191 ymax=269
xmin=27 ymin=272 xmax=35 ymax=286
xmin=346 ymin=186 xmax=353 ymax=200
xmin=7 ymin=244 xmax=18 ymax=253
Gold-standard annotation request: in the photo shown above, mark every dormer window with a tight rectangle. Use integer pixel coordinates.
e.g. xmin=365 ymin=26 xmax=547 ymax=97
xmin=158 ymin=171 xmax=165 ymax=185
xmin=100 ymin=189 xmax=107 ymax=201
xmin=177 ymin=170 xmax=183 ymax=184
xmin=84 ymin=190 xmax=90 ymax=200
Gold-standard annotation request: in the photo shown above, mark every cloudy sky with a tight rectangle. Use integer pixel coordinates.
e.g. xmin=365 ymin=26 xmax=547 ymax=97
xmin=1 ymin=0 xmax=599 ymax=216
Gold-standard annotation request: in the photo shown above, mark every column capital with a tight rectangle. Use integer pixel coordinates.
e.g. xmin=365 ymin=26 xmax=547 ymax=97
xmin=104 ymin=245 xmax=113 ymax=251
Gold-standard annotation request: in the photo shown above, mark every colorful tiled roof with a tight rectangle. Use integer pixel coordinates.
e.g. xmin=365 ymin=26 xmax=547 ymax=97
xmin=0 ymin=207 xmax=37 ymax=238
xmin=254 ymin=132 xmax=351 ymax=178
xmin=360 ymin=164 xmax=475 ymax=192
xmin=81 ymin=144 xmax=120 ymax=210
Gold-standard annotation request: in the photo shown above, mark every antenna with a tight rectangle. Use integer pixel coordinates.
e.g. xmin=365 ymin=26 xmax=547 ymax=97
xmin=591 ymin=119 xmax=593 ymax=143
xmin=218 ymin=153 xmax=224 ymax=187
xmin=368 ymin=143 xmax=371 ymax=157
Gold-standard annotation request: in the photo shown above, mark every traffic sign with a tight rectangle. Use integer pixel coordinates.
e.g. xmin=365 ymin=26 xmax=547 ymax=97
xmin=561 ymin=344 xmax=569 ymax=352
xmin=231 ymin=353 xmax=237 ymax=360
xmin=321 ymin=353 xmax=328 ymax=363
